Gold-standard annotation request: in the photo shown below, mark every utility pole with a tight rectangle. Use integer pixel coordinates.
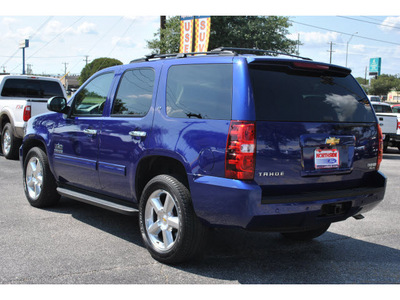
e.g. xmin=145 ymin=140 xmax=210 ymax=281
xmin=160 ymin=16 xmax=166 ymax=54
xmin=297 ymin=33 xmax=300 ymax=55
xmin=62 ymin=62 xmax=68 ymax=75
xmin=83 ymin=55 xmax=90 ymax=66
xmin=327 ymin=42 xmax=335 ymax=64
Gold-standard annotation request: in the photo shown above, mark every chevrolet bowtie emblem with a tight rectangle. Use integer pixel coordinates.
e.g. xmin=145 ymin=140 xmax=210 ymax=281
xmin=325 ymin=137 xmax=340 ymax=146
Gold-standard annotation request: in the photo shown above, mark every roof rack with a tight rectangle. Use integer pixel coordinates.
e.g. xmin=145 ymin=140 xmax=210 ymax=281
xmin=213 ymin=47 xmax=312 ymax=61
xmin=129 ymin=49 xmax=233 ymax=63
xmin=129 ymin=46 xmax=311 ymax=63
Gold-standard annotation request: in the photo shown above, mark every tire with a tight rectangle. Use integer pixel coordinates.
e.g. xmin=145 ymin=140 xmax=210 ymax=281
xmin=1 ymin=123 xmax=21 ymax=160
xmin=281 ymin=223 xmax=331 ymax=241
xmin=23 ymin=147 xmax=60 ymax=208
xmin=139 ymin=174 xmax=208 ymax=264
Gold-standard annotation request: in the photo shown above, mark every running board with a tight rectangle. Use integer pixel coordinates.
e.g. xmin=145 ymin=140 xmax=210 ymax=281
xmin=57 ymin=187 xmax=138 ymax=216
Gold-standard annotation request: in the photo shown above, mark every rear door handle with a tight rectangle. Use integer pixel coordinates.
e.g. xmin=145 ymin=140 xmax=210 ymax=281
xmin=129 ymin=131 xmax=147 ymax=137
xmin=83 ymin=129 xmax=97 ymax=135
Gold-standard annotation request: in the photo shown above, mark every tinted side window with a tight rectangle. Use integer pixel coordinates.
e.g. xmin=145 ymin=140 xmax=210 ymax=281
xmin=166 ymin=64 xmax=232 ymax=120
xmin=112 ymin=68 xmax=154 ymax=117
xmin=1 ymin=79 xmax=64 ymax=99
xmin=72 ymin=72 xmax=114 ymax=116
xmin=249 ymin=65 xmax=376 ymax=123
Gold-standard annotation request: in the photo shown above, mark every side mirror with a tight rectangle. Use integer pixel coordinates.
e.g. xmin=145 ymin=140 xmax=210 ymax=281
xmin=47 ymin=96 xmax=69 ymax=114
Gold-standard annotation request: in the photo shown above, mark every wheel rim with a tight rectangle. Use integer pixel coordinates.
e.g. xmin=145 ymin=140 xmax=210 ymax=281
xmin=3 ymin=128 xmax=11 ymax=155
xmin=144 ymin=189 xmax=180 ymax=252
xmin=25 ymin=156 xmax=43 ymax=200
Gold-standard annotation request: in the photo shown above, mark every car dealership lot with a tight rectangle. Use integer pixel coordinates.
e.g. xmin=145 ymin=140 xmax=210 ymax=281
xmin=1 ymin=150 xmax=400 ymax=284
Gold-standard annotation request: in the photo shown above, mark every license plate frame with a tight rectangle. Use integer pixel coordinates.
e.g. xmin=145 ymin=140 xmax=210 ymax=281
xmin=314 ymin=148 xmax=340 ymax=169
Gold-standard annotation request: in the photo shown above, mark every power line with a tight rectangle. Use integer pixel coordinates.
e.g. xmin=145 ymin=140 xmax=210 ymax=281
xmin=9 ymin=16 xmax=84 ymax=73
xmin=337 ymin=16 xmax=400 ymax=31
xmin=1 ymin=16 xmax=53 ymax=69
xmin=291 ymin=20 xmax=400 ymax=46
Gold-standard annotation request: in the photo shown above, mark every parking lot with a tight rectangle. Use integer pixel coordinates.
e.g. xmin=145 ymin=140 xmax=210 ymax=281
xmin=1 ymin=149 xmax=400 ymax=284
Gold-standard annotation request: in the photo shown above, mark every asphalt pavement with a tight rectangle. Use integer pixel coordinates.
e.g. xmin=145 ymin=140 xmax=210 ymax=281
xmin=1 ymin=149 xmax=400 ymax=285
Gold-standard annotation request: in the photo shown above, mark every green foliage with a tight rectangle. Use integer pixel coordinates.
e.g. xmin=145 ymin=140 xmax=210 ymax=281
xmin=369 ymin=74 xmax=400 ymax=96
xmin=147 ymin=16 xmax=298 ymax=55
xmin=79 ymin=57 xmax=123 ymax=85
xmin=147 ymin=16 xmax=181 ymax=54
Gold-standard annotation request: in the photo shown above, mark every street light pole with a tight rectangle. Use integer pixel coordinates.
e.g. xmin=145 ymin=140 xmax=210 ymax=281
xmin=346 ymin=32 xmax=358 ymax=67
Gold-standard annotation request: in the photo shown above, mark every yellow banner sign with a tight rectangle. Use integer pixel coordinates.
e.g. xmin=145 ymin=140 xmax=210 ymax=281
xmin=194 ymin=16 xmax=211 ymax=53
xmin=179 ymin=17 xmax=194 ymax=53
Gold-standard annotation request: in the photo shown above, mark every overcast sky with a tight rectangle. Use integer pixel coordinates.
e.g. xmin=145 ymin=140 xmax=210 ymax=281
xmin=1 ymin=1 xmax=399 ymax=79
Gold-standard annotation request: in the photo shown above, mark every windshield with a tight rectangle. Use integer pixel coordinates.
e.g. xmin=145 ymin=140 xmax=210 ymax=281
xmin=249 ymin=65 xmax=376 ymax=123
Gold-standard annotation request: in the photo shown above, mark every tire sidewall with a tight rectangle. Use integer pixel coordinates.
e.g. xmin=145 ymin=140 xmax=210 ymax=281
xmin=1 ymin=123 xmax=16 ymax=159
xmin=139 ymin=175 xmax=189 ymax=263
xmin=23 ymin=147 xmax=59 ymax=207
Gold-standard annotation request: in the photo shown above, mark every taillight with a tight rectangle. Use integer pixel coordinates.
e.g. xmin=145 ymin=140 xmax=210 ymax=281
xmin=397 ymin=120 xmax=400 ymax=131
xmin=23 ymin=105 xmax=31 ymax=121
xmin=225 ymin=121 xmax=256 ymax=180
xmin=376 ymin=124 xmax=383 ymax=170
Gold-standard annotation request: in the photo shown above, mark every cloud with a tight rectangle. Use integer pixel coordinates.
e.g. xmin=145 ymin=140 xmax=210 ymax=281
xmin=288 ymin=31 xmax=340 ymax=45
xmin=112 ymin=36 xmax=136 ymax=47
xmin=380 ymin=16 xmax=400 ymax=33
xmin=2 ymin=17 xmax=17 ymax=26
xmin=42 ymin=20 xmax=97 ymax=38
xmin=76 ymin=22 xmax=97 ymax=34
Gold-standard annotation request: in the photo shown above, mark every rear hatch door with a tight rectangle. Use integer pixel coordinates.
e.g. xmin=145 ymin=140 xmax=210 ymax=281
xmin=248 ymin=60 xmax=379 ymax=198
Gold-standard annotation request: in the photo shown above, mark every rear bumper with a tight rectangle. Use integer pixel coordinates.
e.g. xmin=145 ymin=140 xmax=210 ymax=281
xmin=189 ymin=171 xmax=386 ymax=231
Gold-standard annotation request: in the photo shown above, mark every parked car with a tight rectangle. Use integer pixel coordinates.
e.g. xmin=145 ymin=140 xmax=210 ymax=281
xmin=20 ymin=48 xmax=386 ymax=264
xmin=391 ymin=104 xmax=400 ymax=113
xmin=372 ymin=102 xmax=400 ymax=151
xmin=368 ymin=95 xmax=381 ymax=102
xmin=0 ymin=75 xmax=66 ymax=159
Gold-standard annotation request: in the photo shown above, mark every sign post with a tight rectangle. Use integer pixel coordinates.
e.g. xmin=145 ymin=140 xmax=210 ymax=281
xmin=19 ymin=39 xmax=29 ymax=75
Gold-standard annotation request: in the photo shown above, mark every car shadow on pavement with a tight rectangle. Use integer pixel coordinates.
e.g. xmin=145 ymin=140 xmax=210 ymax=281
xmin=383 ymin=147 xmax=400 ymax=159
xmin=47 ymin=196 xmax=400 ymax=284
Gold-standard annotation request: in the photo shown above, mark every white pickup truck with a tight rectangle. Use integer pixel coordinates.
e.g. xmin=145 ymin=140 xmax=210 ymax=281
xmin=0 ymin=75 xmax=67 ymax=159
xmin=372 ymin=102 xmax=400 ymax=152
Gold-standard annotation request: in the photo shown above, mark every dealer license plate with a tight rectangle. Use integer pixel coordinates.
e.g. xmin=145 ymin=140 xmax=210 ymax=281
xmin=314 ymin=148 xmax=340 ymax=169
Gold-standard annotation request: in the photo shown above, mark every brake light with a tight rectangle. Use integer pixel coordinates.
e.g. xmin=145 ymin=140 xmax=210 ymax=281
xmin=376 ymin=124 xmax=383 ymax=170
xmin=397 ymin=120 xmax=400 ymax=130
xmin=292 ymin=62 xmax=329 ymax=70
xmin=225 ymin=121 xmax=256 ymax=180
xmin=23 ymin=105 xmax=31 ymax=121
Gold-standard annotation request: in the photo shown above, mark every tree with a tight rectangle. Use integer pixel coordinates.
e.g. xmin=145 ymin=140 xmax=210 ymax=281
xmin=79 ymin=57 xmax=123 ymax=84
xmin=369 ymin=74 xmax=400 ymax=96
xmin=147 ymin=16 xmax=298 ymax=55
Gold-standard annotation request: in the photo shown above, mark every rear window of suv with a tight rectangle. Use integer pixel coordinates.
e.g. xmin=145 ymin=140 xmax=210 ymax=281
xmin=1 ymin=78 xmax=64 ymax=99
xmin=249 ymin=64 xmax=376 ymax=123
xmin=166 ymin=64 xmax=232 ymax=120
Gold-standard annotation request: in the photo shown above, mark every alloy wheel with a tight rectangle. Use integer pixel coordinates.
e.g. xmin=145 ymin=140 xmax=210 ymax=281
xmin=144 ymin=189 xmax=180 ymax=252
xmin=25 ymin=156 xmax=43 ymax=200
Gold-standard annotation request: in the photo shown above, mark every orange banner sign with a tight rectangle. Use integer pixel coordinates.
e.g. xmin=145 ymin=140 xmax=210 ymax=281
xmin=194 ymin=16 xmax=211 ymax=53
xmin=179 ymin=17 xmax=194 ymax=53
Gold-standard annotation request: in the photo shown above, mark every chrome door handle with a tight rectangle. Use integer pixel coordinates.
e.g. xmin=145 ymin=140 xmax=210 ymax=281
xmin=129 ymin=131 xmax=147 ymax=137
xmin=83 ymin=129 xmax=97 ymax=135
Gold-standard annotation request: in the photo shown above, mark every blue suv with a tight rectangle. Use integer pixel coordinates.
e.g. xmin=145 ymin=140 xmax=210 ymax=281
xmin=20 ymin=48 xmax=386 ymax=264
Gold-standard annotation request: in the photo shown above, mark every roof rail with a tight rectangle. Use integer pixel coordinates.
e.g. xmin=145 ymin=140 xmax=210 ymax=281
xmin=129 ymin=49 xmax=234 ymax=63
xmin=129 ymin=46 xmax=311 ymax=63
xmin=212 ymin=47 xmax=312 ymax=61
